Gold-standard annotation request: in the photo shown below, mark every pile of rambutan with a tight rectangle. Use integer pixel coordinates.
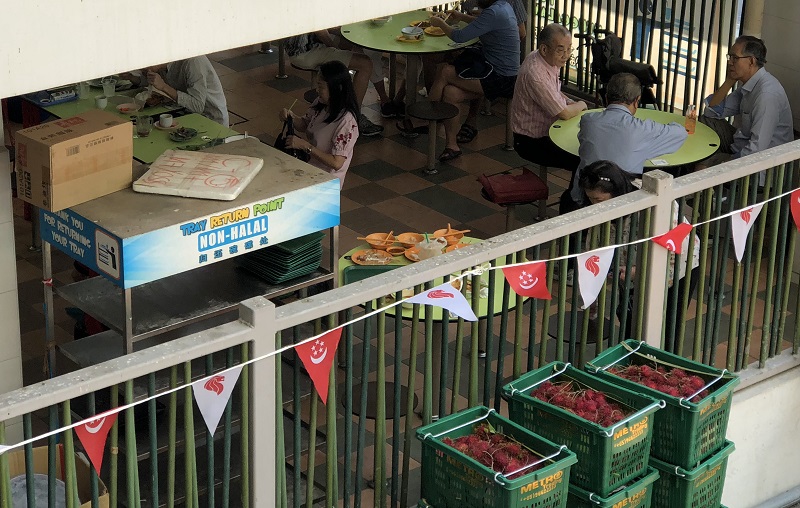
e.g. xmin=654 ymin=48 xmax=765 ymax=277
xmin=530 ymin=380 xmax=632 ymax=427
xmin=441 ymin=424 xmax=543 ymax=479
xmin=608 ymin=364 xmax=710 ymax=402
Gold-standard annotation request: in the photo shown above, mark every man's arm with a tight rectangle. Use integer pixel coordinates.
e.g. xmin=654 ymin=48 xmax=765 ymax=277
xmin=162 ymin=61 xmax=208 ymax=115
xmin=558 ymin=101 xmax=588 ymax=120
xmin=706 ymin=78 xmax=736 ymax=108
xmin=703 ymin=78 xmax=741 ymax=119
xmin=639 ymin=120 xmax=688 ymax=157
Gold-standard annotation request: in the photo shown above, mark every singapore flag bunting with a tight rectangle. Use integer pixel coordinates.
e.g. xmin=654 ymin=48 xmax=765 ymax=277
xmin=74 ymin=411 xmax=119 ymax=473
xmin=576 ymin=248 xmax=615 ymax=309
xmin=791 ymin=190 xmax=800 ymax=232
xmin=407 ymin=282 xmax=478 ymax=321
xmin=731 ymin=204 xmax=763 ymax=262
xmin=653 ymin=222 xmax=693 ymax=254
xmin=501 ymin=262 xmax=551 ymax=299
xmin=296 ymin=328 xmax=343 ymax=404
xmin=193 ymin=365 xmax=243 ymax=434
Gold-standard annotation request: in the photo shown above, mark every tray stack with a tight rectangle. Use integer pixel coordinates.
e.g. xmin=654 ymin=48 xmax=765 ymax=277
xmin=238 ymin=231 xmax=325 ymax=284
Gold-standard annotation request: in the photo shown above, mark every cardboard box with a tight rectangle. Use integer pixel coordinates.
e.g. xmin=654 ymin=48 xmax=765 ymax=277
xmin=6 ymin=444 xmax=109 ymax=508
xmin=15 ymin=109 xmax=133 ymax=211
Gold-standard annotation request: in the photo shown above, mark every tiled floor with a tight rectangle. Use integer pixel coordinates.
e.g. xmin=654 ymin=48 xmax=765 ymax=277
xmin=7 ymin=43 xmax=797 ymax=506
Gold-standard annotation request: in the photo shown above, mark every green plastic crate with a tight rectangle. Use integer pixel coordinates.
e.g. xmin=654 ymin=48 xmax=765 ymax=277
xmin=416 ymin=406 xmax=578 ymax=508
xmin=649 ymin=441 xmax=735 ymax=508
xmin=502 ymin=362 xmax=663 ymax=497
xmin=567 ymin=467 xmax=660 ymax=508
xmin=585 ymin=340 xmax=740 ymax=469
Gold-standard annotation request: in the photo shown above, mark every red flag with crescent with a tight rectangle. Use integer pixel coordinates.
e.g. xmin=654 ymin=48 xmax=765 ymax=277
xmin=296 ymin=328 xmax=343 ymax=404
xmin=791 ymin=189 xmax=800 ymax=232
xmin=193 ymin=365 xmax=243 ymax=434
xmin=74 ymin=411 xmax=118 ymax=473
xmin=653 ymin=222 xmax=693 ymax=254
xmin=576 ymin=248 xmax=616 ymax=309
xmin=502 ymin=262 xmax=551 ymax=299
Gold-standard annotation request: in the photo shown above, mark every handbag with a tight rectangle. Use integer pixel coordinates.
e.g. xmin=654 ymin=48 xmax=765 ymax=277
xmin=274 ymin=116 xmax=311 ymax=162
xmin=452 ymin=46 xmax=494 ymax=80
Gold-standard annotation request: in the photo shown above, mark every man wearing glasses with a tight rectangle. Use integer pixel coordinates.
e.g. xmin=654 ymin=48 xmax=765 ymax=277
xmin=511 ymin=23 xmax=587 ymax=173
xmin=701 ymin=35 xmax=793 ymax=166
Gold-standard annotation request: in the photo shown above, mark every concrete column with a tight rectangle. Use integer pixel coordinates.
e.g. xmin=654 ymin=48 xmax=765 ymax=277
xmin=238 ymin=296 xmax=278 ymax=507
xmin=742 ymin=0 xmax=765 ymax=37
xmin=641 ymin=171 xmax=675 ymax=347
xmin=0 ymin=124 xmax=24 ymax=443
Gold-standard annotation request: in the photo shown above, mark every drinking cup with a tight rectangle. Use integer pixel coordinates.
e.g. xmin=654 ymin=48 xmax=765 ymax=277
xmin=136 ymin=116 xmax=153 ymax=138
xmin=94 ymin=96 xmax=108 ymax=109
xmin=416 ymin=237 xmax=446 ymax=260
xmin=102 ymin=78 xmax=117 ymax=98
xmin=77 ymin=81 xmax=91 ymax=99
xmin=159 ymin=114 xmax=173 ymax=128
xmin=684 ymin=104 xmax=697 ymax=134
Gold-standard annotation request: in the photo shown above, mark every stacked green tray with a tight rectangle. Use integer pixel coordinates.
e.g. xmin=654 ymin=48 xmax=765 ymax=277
xmin=238 ymin=231 xmax=325 ymax=284
xmin=567 ymin=467 xmax=659 ymax=508
xmin=649 ymin=441 xmax=734 ymax=508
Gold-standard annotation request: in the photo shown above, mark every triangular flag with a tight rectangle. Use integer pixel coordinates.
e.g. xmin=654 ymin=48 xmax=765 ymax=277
xmin=791 ymin=189 xmax=800 ymax=232
xmin=501 ymin=262 xmax=551 ymax=299
xmin=653 ymin=222 xmax=693 ymax=254
xmin=406 ymin=281 xmax=479 ymax=321
xmin=74 ymin=411 xmax=118 ymax=473
xmin=193 ymin=366 xmax=243 ymax=433
xmin=576 ymin=248 xmax=616 ymax=309
xmin=296 ymin=328 xmax=343 ymax=404
xmin=731 ymin=204 xmax=764 ymax=262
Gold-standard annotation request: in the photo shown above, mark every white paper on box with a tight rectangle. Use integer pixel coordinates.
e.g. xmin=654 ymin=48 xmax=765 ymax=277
xmin=133 ymin=149 xmax=264 ymax=200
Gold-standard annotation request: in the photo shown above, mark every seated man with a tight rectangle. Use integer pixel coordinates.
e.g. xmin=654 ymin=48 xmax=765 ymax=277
xmin=701 ymin=35 xmax=793 ymax=165
xmin=402 ymin=0 xmax=520 ymax=161
xmin=561 ymin=72 xmax=687 ymax=213
xmin=285 ymin=31 xmax=383 ymax=136
xmin=136 ymin=56 xmax=229 ymax=127
xmin=510 ymin=23 xmax=586 ymax=173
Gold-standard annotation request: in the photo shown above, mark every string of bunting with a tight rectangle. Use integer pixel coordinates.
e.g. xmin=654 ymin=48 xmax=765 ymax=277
xmin=2 ymin=187 xmax=799 ymax=474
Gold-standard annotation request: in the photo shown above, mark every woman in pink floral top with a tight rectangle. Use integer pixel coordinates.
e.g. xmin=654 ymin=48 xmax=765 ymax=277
xmin=279 ymin=61 xmax=360 ymax=188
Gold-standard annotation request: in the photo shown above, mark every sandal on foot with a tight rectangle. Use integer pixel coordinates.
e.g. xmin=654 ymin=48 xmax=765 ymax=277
xmin=456 ymin=124 xmax=478 ymax=144
xmin=395 ymin=120 xmax=428 ymax=138
xmin=438 ymin=148 xmax=462 ymax=162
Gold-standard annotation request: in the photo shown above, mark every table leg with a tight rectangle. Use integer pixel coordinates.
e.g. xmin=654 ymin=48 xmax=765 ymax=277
xmin=404 ymin=55 xmax=420 ymax=110
xmin=388 ymin=54 xmax=397 ymax=100
xmin=425 ymin=120 xmax=438 ymax=174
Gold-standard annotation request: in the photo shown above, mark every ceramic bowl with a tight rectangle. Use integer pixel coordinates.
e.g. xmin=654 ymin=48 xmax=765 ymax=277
xmin=365 ymin=232 xmax=395 ymax=250
xmin=396 ymin=232 xmax=424 ymax=248
xmin=371 ymin=16 xmax=391 ymax=26
xmin=401 ymin=26 xmax=424 ymax=39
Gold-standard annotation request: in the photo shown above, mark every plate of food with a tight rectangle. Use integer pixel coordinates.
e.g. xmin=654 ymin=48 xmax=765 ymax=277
xmin=88 ymin=77 xmax=133 ymax=91
xmin=404 ymin=246 xmax=420 ymax=262
xmin=350 ymin=249 xmax=393 ymax=266
xmin=154 ymin=121 xmax=181 ymax=131
xmin=116 ymin=103 xmax=141 ymax=114
xmin=409 ymin=20 xmax=431 ymax=28
xmin=169 ymin=127 xmax=198 ymax=142
xmin=424 ymin=26 xmax=446 ymax=36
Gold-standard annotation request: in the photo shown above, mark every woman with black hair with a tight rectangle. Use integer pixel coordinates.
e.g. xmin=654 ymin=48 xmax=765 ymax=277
xmin=279 ymin=60 xmax=360 ymax=188
xmin=578 ymin=160 xmax=700 ymax=345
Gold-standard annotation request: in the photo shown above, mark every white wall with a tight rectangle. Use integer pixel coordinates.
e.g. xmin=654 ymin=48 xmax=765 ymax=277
xmin=0 ymin=0 xmax=433 ymax=98
xmin=761 ymin=0 xmax=800 ymax=130
xmin=722 ymin=353 xmax=800 ymax=507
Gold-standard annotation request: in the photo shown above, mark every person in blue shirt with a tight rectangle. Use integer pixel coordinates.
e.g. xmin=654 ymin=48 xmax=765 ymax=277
xmin=560 ymin=72 xmax=687 ymax=213
xmin=400 ymin=0 xmax=520 ymax=162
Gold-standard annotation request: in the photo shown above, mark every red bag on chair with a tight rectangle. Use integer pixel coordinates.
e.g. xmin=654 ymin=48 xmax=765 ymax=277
xmin=478 ymin=168 xmax=548 ymax=205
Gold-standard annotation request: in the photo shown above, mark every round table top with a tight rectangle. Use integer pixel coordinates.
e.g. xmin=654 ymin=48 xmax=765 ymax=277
xmin=338 ymin=237 xmax=522 ymax=320
xmin=549 ymin=108 xmax=721 ymax=168
xmin=340 ymin=10 xmax=475 ymax=54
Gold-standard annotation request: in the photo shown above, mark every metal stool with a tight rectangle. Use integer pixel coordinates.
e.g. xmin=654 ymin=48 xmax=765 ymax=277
xmin=479 ymin=168 xmax=549 ymax=231
xmin=406 ymin=101 xmax=459 ymax=175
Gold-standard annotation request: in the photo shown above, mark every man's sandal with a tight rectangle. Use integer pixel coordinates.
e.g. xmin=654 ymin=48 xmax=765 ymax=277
xmin=456 ymin=124 xmax=478 ymax=144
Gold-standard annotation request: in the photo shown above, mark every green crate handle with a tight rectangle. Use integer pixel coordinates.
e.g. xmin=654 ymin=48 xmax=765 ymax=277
xmin=420 ymin=407 xmax=495 ymax=440
xmin=494 ymin=445 xmax=568 ymax=487
xmin=599 ymin=399 xmax=666 ymax=438
xmin=677 ymin=370 xmax=728 ymax=409
xmin=507 ymin=362 xmax=571 ymax=396
xmin=586 ymin=342 xmax=646 ymax=373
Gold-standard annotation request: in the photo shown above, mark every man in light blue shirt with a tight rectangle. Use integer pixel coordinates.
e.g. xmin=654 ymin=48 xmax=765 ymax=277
xmin=561 ymin=73 xmax=687 ymax=212
xmin=701 ymin=35 xmax=793 ymax=164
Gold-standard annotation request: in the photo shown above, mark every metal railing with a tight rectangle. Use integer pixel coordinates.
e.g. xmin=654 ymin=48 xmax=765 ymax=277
xmin=0 ymin=142 xmax=798 ymax=507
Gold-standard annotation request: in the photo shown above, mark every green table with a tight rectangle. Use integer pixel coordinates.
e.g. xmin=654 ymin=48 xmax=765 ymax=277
xmin=38 ymin=87 xmax=180 ymax=122
xmin=132 ymin=113 xmax=238 ymax=164
xmin=549 ymin=108 xmax=721 ymax=168
xmin=341 ymin=11 xmax=476 ymax=108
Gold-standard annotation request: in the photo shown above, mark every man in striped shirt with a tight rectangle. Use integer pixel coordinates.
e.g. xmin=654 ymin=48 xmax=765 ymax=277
xmin=511 ymin=23 xmax=586 ymax=171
